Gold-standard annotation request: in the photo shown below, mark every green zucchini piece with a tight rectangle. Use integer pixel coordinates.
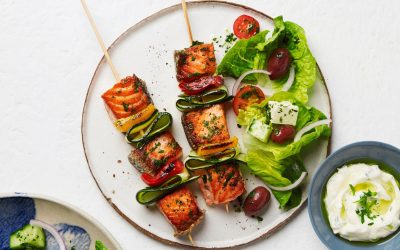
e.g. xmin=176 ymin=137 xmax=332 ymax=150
xmin=179 ymin=86 xmax=229 ymax=104
xmin=185 ymin=148 xmax=239 ymax=171
xmin=126 ymin=110 xmax=158 ymax=136
xmin=176 ymin=95 xmax=233 ymax=112
xmin=126 ymin=112 xmax=172 ymax=146
xmin=10 ymin=224 xmax=46 ymax=249
xmin=136 ymin=176 xmax=199 ymax=205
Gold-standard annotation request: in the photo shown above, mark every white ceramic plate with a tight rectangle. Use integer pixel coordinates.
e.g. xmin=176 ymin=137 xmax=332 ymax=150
xmin=0 ymin=193 xmax=120 ymax=250
xmin=81 ymin=1 xmax=332 ymax=248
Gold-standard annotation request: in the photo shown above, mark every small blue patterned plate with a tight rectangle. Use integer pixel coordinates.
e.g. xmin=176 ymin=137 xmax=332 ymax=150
xmin=308 ymin=141 xmax=400 ymax=250
xmin=0 ymin=193 xmax=120 ymax=250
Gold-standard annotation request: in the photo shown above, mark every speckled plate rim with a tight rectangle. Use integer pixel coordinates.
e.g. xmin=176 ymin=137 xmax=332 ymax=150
xmin=308 ymin=141 xmax=400 ymax=250
xmin=80 ymin=1 xmax=333 ymax=249
xmin=0 ymin=192 xmax=122 ymax=249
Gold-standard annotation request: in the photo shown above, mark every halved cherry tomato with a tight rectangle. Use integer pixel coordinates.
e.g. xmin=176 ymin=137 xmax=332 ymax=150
xmin=271 ymin=125 xmax=296 ymax=144
xmin=179 ymin=75 xmax=224 ymax=95
xmin=141 ymin=160 xmax=184 ymax=187
xmin=233 ymin=15 xmax=260 ymax=39
xmin=233 ymin=85 xmax=265 ymax=115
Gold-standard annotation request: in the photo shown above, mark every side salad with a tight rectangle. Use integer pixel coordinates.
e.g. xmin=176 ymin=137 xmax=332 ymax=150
xmin=217 ymin=15 xmax=331 ymax=210
xmin=8 ymin=220 xmax=109 ymax=250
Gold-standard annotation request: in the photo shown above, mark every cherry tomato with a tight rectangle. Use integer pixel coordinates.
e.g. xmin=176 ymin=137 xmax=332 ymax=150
xmin=141 ymin=160 xmax=184 ymax=187
xmin=243 ymin=186 xmax=271 ymax=216
xmin=267 ymin=48 xmax=291 ymax=80
xmin=233 ymin=85 xmax=265 ymax=115
xmin=233 ymin=15 xmax=260 ymax=39
xmin=271 ymin=125 xmax=296 ymax=144
xmin=179 ymin=75 xmax=224 ymax=95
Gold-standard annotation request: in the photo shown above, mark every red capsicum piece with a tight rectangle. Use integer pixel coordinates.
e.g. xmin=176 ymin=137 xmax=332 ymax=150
xmin=141 ymin=160 xmax=184 ymax=187
xmin=179 ymin=75 xmax=224 ymax=95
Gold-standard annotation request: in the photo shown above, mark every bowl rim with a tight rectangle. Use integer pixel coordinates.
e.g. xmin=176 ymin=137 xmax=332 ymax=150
xmin=307 ymin=141 xmax=400 ymax=250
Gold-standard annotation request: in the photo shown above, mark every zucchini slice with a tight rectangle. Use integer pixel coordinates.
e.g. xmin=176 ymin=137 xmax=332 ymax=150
xmin=136 ymin=175 xmax=199 ymax=205
xmin=185 ymin=148 xmax=239 ymax=171
xmin=126 ymin=112 xmax=172 ymax=147
xmin=176 ymin=86 xmax=232 ymax=112
xmin=176 ymin=96 xmax=233 ymax=112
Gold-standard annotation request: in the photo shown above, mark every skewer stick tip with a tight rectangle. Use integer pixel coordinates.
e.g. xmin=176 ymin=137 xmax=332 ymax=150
xmin=81 ymin=0 xmax=121 ymax=82
xmin=188 ymin=234 xmax=195 ymax=246
xmin=225 ymin=203 xmax=229 ymax=213
xmin=181 ymin=0 xmax=194 ymax=45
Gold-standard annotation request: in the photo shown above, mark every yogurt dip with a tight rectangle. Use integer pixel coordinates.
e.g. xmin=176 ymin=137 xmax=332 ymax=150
xmin=324 ymin=163 xmax=400 ymax=241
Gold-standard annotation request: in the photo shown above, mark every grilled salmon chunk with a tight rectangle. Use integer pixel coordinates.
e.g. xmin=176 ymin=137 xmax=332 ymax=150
xmin=198 ymin=163 xmax=245 ymax=206
xmin=181 ymin=104 xmax=230 ymax=150
xmin=101 ymin=75 xmax=152 ymax=119
xmin=175 ymin=43 xmax=217 ymax=83
xmin=158 ymin=187 xmax=205 ymax=236
xmin=128 ymin=132 xmax=182 ymax=175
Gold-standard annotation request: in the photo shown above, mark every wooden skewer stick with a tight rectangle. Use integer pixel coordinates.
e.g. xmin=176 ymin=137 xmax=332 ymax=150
xmin=188 ymin=233 xmax=195 ymax=246
xmin=181 ymin=0 xmax=193 ymax=45
xmin=225 ymin=203 xmax=229 ymax=213
xmin=81 ymin=0 xmax=121 ymax=82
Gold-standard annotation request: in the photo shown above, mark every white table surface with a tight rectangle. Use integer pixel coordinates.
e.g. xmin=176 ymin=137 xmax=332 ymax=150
xmin=1 ymin=0 xmax=399 ymax=249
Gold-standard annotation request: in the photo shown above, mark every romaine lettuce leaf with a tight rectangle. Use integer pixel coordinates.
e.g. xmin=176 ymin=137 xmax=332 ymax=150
xmin=242 ymin=91 xmax=330 ymax=160
xmin=245 ymin=151 xmax=305 ymax=210
xmin=237 ymin=99 xmax=269 ymax=126
xmin=283 ymin=21 xmax=316 ymax=103
xmin=217 ymin=30 xmax=269 ymax=81
xmin=246 ymin=150 xmax=292 ymax=186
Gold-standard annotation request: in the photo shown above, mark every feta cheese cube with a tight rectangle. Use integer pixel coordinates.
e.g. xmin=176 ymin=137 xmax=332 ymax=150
xmin=268 ymin=101 xmax=299 ymax=126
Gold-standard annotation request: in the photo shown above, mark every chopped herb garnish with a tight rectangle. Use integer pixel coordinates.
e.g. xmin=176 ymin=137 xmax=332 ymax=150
xmin=122 ymin=102 xmax=129 ymax=112
xmin=191 ymin=40 xmax=204 ymax=46
xmin=355 ymin=189 xmax=378 ymax=224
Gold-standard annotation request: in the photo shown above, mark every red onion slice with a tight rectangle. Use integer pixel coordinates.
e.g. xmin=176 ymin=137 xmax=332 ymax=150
xmin=268 ymin=172 xmax=307 ymax=191
xmin=29 ymin=219 xmax=67 ymax=250
xmin=232 ymin=69 xmax=271 ymax=95
xmin=294 ymin=119 xmax=332 ymax=142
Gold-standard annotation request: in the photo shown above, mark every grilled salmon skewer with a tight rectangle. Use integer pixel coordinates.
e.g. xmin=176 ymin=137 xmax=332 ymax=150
xmin=81 ymin=0 xmax=204 ymax=240
xmin=174 ymin=42 xmax=245 ymax=210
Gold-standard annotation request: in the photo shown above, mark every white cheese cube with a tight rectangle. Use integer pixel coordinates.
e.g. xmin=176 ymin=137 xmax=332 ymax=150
xmin=268 ymin=101 xmax=299 ymax=126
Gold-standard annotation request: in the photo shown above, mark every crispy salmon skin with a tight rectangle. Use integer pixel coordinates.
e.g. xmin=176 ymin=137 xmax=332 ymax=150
xmin=181 ymin=104 xmax=230 ymax=150
xmin=158 ymin=187 xmax=205 ymax=236
xmin=101 ymin=75 xmax=151 ymax=119
xmin=198 ymin=163 xmax=245 ymax=206
xmin=175 ymin=43 xmax=217 ymax=83
xmin=128 ymin=132 xmax=182 ymax=175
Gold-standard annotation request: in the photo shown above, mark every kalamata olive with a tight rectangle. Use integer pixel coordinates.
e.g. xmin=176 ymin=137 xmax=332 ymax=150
xmin=267 ymin=48 xmax=291 ymax=80
xmin=243 ymin=186 xmax=271 ymax=216
xmin=271 ymin=125 xmax=296 ymax=144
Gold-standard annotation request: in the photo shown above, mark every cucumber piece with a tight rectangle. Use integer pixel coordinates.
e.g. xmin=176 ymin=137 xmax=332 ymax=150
xmin=136 ymin=176 xmax=199 ymax=205
xmin=246 ymin=119 xmax=272 ymax=143
xmin=10 ymin=224 xmax=46 ymax=249
xmin=126 ymin=112 xmax=172 ymax=147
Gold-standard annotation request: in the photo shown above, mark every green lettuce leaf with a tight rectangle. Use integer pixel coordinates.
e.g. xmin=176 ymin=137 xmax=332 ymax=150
xmin=283 ymin=21 xmax=316 ymax=103
xmin=95 ymin=240 xmax=108 ymax=250
xmin=245 ymin=151 xmax=305 ymax=210
xmin=246 ymin=150 xmax=292 ymax=186
xmin=237 ymin=99 xmax=269 ymax=126
xmin=242 ymin=91 xmax=331 ymax=160
xmin=217 ymin=30 xmax=269 ymax=82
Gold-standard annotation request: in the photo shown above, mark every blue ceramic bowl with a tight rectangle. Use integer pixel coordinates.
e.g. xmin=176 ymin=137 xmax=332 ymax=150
xmin=308 ymin=141 xmax=400 ymax=250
